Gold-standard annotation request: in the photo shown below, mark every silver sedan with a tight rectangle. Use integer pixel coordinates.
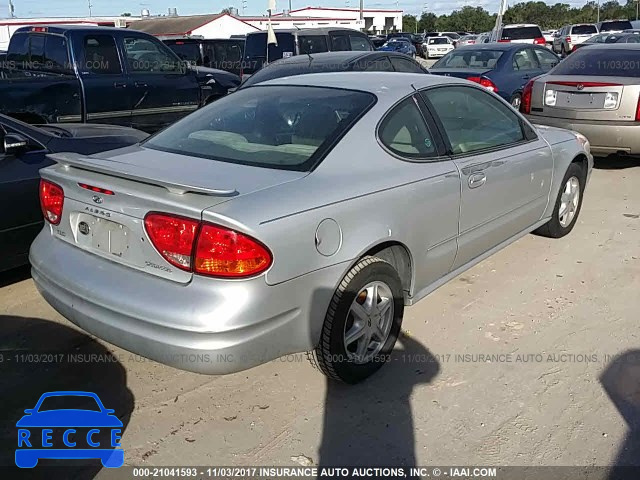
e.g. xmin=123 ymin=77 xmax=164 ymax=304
xmin=523 ymin=44 xmax=640 ymax=156
xmin=30 ymin=73 xmax=593 ymax=384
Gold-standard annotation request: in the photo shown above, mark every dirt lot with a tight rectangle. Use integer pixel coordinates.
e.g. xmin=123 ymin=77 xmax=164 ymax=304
xmin=1 ymin=158 xmax=639 ymax=475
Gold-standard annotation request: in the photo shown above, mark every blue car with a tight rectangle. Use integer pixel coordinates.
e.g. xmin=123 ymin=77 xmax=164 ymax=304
xmin=377 ymin=38 xmax=416 ymax=57
xmin=429 ymin=43 xmax=560 ymax=108
xmin=15 ymin=391 xmax=123 ymax=468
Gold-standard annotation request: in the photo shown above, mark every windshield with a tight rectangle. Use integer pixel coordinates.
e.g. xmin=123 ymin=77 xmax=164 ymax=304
xmin=572 ymin=25 xmax=597 ymax=35
xmin=38 ymin=395 xmax=101 ymax=412
xmin=431 ymin=49 xmax=503 ymax=69
xmin=600 ymin=21 xmax=633 ymax=32
xmin=501 ymin=26 xmax=542 ymax=40
xmin=428 ymin=38 xmax=449 ymax=45
xmin=165 ymin=42 xmax=201 ymax=65
xmin=550 ymin=48 xmax=640 ymax=77
xmin=145 ymin=86 xmax=375 ymax=171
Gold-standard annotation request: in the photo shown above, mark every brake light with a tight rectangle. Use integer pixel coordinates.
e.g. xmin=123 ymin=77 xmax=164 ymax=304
xmin=175 ymin=41 xmax=184 ymax=45
xmin=144 ymin=213 xmax=272 ymax=277
xmin=521 ymin=79 xmax=534 ymax=114
xmin=467 ymin=76 xmax=498 ymax=93
xmin=195 ymin=224 xmax=272 ymax=278
xmin=144 ymin=213 xmax=199 ymax=271
xmin=78 ymin=183 xmax=114 ymax=195
xmin=635 ymin=95 xmax=640 ymax=121
xmin=498 ymin=39 xmax=510 ymax=43
xmin=566 ymin=36 xmax=572 ymax=43
xmin=534 ymin=37 xmax=546 ymax=45
xmin=31 ymin=26 xmax=48 ymax=33
xmin=39 ymin=179 xmax=64 ymax=225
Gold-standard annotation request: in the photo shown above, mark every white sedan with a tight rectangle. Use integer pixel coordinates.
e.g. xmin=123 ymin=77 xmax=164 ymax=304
xmin=424 ymin=36 xmax=455 ymax=58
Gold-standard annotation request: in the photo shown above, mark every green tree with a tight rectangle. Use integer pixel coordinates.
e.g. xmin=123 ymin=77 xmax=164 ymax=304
xmin=121 ymin=12 xmax=132 ymax=17
xmin=402 ymin=14 xmax=417 ymax=33
xmin=417 ymin=12 xmax=438 ymax=32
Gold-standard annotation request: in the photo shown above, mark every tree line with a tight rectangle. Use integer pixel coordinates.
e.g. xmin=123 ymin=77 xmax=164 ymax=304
xmin=403 ymin=1 xmax=639 ymax=34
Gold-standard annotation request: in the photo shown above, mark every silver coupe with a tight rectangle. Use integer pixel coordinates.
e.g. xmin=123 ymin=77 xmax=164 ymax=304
xmin=30 ymin=73 xmax=593 ymax=384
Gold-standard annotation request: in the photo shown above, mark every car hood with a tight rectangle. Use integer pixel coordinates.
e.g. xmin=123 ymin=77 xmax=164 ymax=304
xmin=17 ymin=410 xmax=123 ymax=427
xmin=53 ymin=144 xmax=308 ymax=198
xmin=192 ymin=66 xmax=241 ymax=88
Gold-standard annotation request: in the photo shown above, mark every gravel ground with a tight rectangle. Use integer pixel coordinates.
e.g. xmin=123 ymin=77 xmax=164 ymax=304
xmin=1 ymin=157 xmax=638 ymax=476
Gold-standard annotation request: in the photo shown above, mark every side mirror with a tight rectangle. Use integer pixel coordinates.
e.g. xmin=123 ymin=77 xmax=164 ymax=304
xmin=4 ymin=133 xmax=29 ymax=154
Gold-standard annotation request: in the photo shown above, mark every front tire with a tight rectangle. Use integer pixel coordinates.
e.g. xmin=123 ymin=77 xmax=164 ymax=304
xmin=535 ymin=162 xmax=585 ymax=238
xmin=312 ymin=256 xmax=404 ymax=384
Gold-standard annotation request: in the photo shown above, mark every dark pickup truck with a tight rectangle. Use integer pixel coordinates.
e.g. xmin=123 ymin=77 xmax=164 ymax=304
xmin=0 ymin=26 xmax=241 ymax=132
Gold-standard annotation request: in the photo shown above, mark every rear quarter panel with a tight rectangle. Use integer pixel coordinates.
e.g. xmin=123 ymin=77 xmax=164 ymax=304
xmin=0 ymin=73 xmax=81 ymax=123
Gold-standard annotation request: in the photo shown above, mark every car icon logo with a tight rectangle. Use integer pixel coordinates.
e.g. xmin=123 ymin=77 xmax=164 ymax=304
xmin=15 ymin=391 xmax=123 ymax=468
xmin=92 ymin=195 xmax=103 ymax=204
xmin=577 ymin=84 xmax=585 ymax=90
xmin=78 ymin=222 xmax=90 ymax=236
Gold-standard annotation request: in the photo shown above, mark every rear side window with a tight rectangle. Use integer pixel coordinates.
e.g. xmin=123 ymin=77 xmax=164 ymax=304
xmin=422 ymin=86 xmax=525 ymax=155
xmin=379 ymin=97 xmax=437 ymax=158
xmin=532 ymin=48 xmax=559 ymax=70
xmin=571 ymin=25 xmax=597 ymax=35
xmin=390 ymin=57 xmax=424 ymax=73
xmin=600 ymin=21 xmax=633 ymax=32
xmin=145 ymin=86 xmax=375 ymax=171
xmin=501 ymin=26 xmax=543 ymax=40
xmin=82 ymin=35 xmax=122 ymax=74
xmin=550 ymin=48 xmax=640 ymax=77
xmin=298 ymin=36 xmax=328 ymax=55
xmin=165 ymin=41 xmax=201 ymax=65
xmin=349 ymin=35 xmax=371 ymax=51
xmin=330 ymin=34 xmax=350 ymax=52
xmin=123 ymin=37 xmax=182 ymax=74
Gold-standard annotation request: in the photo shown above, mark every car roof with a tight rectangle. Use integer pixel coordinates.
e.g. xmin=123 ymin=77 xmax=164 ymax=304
xmin=453 ymin=42 xmax=532 ymax=51
xmin=577 ymin=42 xmax=640 ymax=50
xmin=259 ymin=71 xmax=462 ymax=93
xmin=260 ymin=51 xmax=377 ymax=66
xmin=14 ymin=25 xmax=124 ymax=35
xmin=246 ymin=27 xmax=365 ymax=36
xmin=503 ymin=24 xmax=540 ymax=28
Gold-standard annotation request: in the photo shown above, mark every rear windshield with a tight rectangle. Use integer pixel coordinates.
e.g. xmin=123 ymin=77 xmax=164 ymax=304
xmin=501 ymin=26 xmax=542 ymax=40
xmin=571 ymin=25 xmax=597 ymax=35
xmin=6 ymin=32 xmax=71 ymax=73
xmin=431 ymin=49 xmax=503 ymax=69
xmin=245 ymin=32 xmax=296 ymax=60
xmin=600 ymin=21 xmax=633 ymax=32
xmin=145 ymin=86 xmax=375 ymax=171
xmin=428 ymin=38 xmax=449 ymax=45
xmin=550 ymin=48 xmax=640 ymax=77
xmin=165 ymin=42 xmax=201 ymax=65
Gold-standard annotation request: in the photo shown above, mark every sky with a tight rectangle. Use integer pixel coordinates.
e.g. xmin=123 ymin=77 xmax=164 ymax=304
xmin=1 ymin=0 xmax=592 ymax=19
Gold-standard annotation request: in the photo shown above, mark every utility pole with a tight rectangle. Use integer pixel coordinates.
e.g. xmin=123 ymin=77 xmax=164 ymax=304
xmin=597 ymin=0 xmax=600 ymax=23
xmin=359 ymin=0 xmax=363 ymax=21
xmin=8 ymin=0 xmax=15 ymax=18
xmin=88 ymin=0 xmax=93 ymax=17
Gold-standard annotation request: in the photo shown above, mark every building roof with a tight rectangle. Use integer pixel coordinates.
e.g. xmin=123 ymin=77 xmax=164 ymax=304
xmin=275 ymin=7 xmax=402 ymax=15
xmin=130 ymin=14 xmax=224 ymax=36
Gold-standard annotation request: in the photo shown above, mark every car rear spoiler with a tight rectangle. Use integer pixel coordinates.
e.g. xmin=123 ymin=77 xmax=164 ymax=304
xmin=47 ymin=152 xmax=238 ymax=196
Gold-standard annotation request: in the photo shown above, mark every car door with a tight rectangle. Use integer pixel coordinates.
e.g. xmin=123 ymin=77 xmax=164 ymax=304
xmin=120 ymin=34 xmax=200 ymax=132
xmin=75 ymin=33 xmax=133 ymax=126
xmin=0 ymin=123 xmax=50 ymax=270
xmin=377 ymin=94 xmax=461 ymax=293
xmin=509 ymin=48 xmax=543 ymax=95
xmin=421 ymin=85 xmax=553 ymax=270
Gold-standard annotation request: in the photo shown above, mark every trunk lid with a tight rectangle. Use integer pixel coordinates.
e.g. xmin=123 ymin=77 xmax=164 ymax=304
xmin=531 ymin=75 xmax=640 ymax=122
xmin=42 ymin=146 xmax=306 ymax=283
xmin=429 ymin=68 xmax=493 ymax=80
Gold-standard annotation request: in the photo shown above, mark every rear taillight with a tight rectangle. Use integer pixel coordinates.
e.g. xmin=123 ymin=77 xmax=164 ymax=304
xmin=521 ymin=79 xmax=534 ymax=114
xmin=144 ymin=213 xmax=199 ymax=271
xmin=498 ymin=39 xmax=510 ymax=43
xmin=194 ymin=224 xmax=272 ymax=278
xmin=635 ymin=95 xmax=640 ymax=122
xmin=39 ymin=180 xmax=64 ymax=225
xmin=566 ymin=36 xmax=572 ymax=43
xmin=144 ymin=213 xmax=272 ymax=278
xmin=467 ymin=76 xmax=498 ymax=93
xmin=534 ymin=37 xmax=546 ymax=45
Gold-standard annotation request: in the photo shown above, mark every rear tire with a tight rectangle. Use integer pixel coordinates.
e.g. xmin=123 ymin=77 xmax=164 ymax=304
xmin=535 ymin=162 xmax=585 ymax=238
xmin=311 ymin=256 xmax=404 ymax=384
xmin=560 ymin=45 xmax=567 ymax=58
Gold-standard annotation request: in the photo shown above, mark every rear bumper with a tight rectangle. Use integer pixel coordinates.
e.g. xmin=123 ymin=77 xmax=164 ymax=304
xmin=30 ymin=230 xmax=341 ymax=375
xmin=527 ymin=115 xmax=640 ymax=155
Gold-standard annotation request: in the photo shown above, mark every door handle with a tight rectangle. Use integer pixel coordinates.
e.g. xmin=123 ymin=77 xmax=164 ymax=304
xmin=113 ymin=82 xmax=127 ymax=88
xmin=134 ymin=82 xmax=148 ymax=88
xmin=468 ymin=172 xmax=487 ymax=189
